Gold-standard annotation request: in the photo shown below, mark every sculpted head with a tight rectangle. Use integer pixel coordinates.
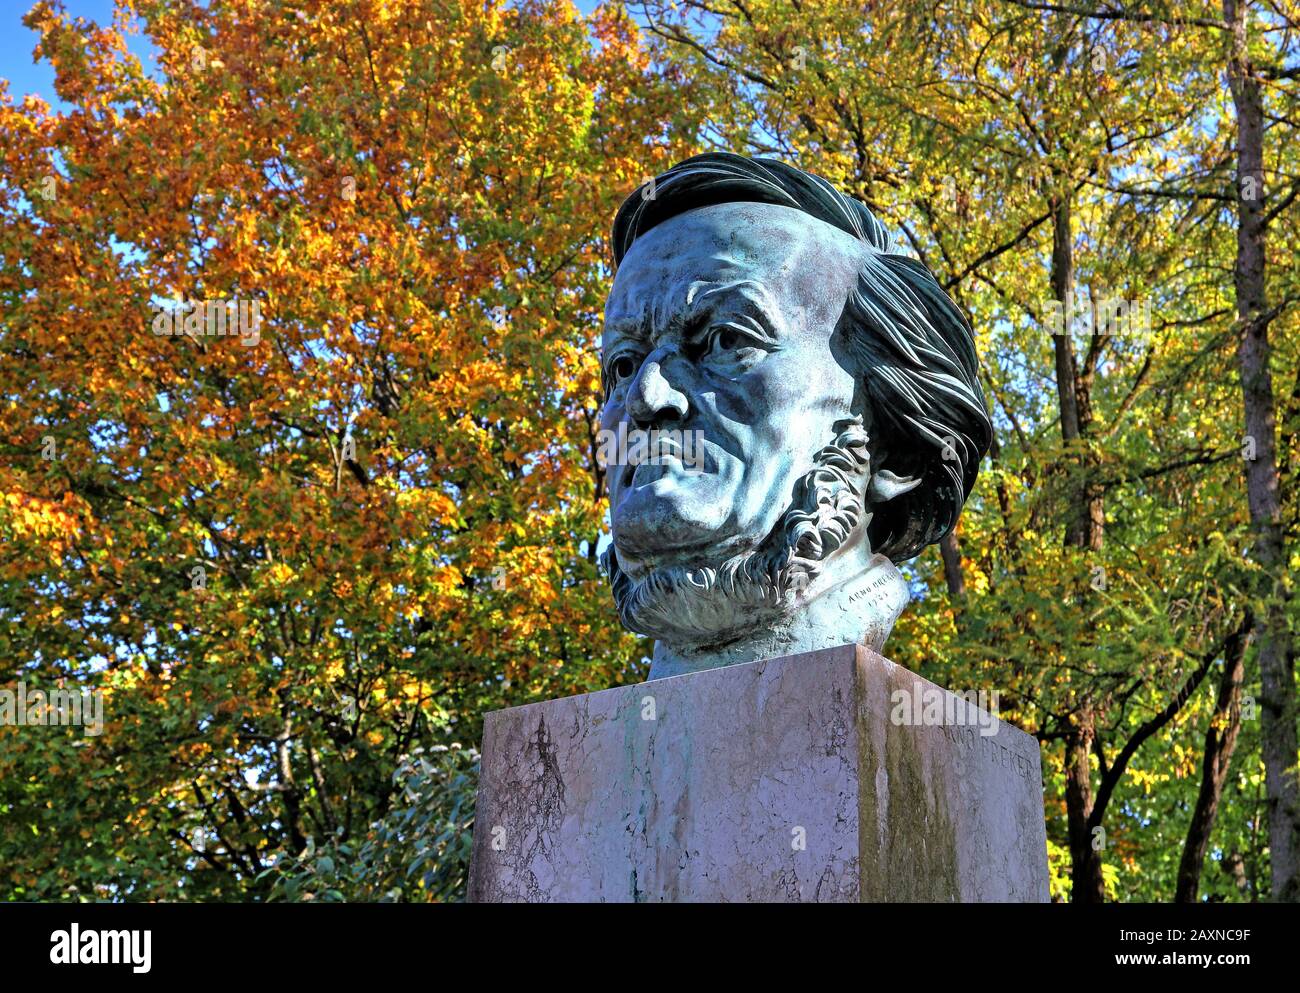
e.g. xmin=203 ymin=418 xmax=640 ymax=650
xmin=599 ymin=154 xmax=991 ymax=678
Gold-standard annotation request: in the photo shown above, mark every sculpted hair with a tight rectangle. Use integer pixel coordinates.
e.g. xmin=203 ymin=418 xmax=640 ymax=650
xmin=611 ymin=152 xmax=993 ymax=561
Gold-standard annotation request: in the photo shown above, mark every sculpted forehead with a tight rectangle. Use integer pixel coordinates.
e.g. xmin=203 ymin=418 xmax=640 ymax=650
xmin=605 ymin=201 xmax=866 ymax=334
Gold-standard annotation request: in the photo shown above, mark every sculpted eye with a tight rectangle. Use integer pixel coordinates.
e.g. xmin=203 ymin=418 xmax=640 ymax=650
xmin=714 ymin=328 xmax=744 ymax=352
xmin=707 ymin=324 xmax=765 ymax=360
xmin=609 ymin=355 xmax=638 ymax=383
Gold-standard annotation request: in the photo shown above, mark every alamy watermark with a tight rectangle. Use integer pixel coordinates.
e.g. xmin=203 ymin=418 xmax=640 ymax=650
xmin=1 ymin=682 xmax=104 ymax=737
xmin=50 ymin=924 xmax=150 ymax=973
xmin=1042 ymin=289 xmax=1152 ymax=338
xmin=150 ymin=297 xmax=261 ymax=346
xmin=890 ymin=684 xmax=1001 ymax=737
xmin=595 ymin=423 xmax=706 ymax=475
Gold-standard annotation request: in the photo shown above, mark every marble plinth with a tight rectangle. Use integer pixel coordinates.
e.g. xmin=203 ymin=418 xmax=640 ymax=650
xmin=468 ymin=644 xmax=1049 ymax=902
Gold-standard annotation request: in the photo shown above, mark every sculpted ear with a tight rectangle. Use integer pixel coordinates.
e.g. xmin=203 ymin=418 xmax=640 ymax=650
xmin=867 ymin=469 xmax=922 ymax=504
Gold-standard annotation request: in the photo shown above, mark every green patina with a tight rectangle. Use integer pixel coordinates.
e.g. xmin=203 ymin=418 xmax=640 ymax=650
xmin=856 ymin=657 xmax=960 ymax=901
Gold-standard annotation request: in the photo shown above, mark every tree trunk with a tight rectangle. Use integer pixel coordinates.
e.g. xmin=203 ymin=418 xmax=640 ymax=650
xmin=1176 ymin=618 xmax=1251 ymax=901
xmin=1050 ymin=196 xmax=1082 ymax=450
xmin=1051 ymin=192 xmax=1108 ymax=901
xmin=1224 ymin=0 xmax=1300 ymax=902
xmin=1049 ymin=195 xmax=1105 ymax=551
xmin=1065 ymin=709 xmax=1106 ymax=902
xmin=1221 ymin=851 xmax=1254 ymax=901
xmin=939 ymin=529 xmax=966 ymax=598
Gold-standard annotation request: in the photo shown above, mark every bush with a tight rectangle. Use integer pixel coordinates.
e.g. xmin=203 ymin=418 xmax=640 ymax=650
xmin=265 ymin=744 xmax=478 ymax=903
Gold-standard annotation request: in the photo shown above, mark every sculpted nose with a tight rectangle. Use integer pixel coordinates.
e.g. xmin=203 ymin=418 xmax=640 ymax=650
xmin=625 ymin=353 xmax=689 ymax=425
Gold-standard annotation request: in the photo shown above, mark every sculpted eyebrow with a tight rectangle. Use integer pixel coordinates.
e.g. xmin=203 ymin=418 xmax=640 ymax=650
xmin=606 ymin=278 xmax=781 ymax=348
xmin=605 ymin=316 xmax=649 ymax=342
xmin=692 ymin=280 xmax=783 ymax=342
xmin=607 ymin=284 xmax=702 ymax=345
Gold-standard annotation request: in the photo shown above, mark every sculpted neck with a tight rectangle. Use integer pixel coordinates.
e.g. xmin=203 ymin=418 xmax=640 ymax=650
xmin=646 ymin=549 xmax=909 ymax=681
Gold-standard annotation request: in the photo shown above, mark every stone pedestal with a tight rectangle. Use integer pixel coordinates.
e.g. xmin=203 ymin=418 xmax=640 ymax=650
xmin=468 ymin=645 xmax=1049 ymax=902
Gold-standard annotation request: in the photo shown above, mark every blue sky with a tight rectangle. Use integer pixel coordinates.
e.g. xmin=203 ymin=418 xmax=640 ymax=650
xmin=1 ymin=0 xmax=155 ymax=109
xmin=2 ymin=0 xmax=607 ymax=110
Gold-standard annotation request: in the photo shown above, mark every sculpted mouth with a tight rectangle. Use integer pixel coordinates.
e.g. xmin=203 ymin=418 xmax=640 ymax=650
xmin=614 ymin=434 xmax=702 ymax=497
xmin=617 ymin=459 xmax=675 ymax=500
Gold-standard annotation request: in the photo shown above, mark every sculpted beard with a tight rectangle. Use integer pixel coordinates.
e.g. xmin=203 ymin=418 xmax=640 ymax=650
xmin=601 ymin=417 xmax=874 ymax=649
